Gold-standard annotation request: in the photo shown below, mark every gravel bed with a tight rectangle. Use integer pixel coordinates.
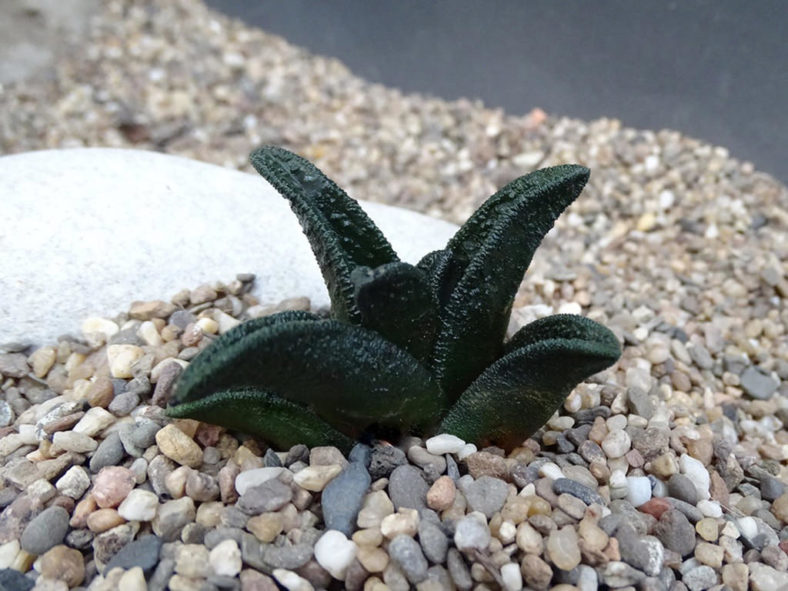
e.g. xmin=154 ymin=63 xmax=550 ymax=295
xmin=1 ymin=1 xmax=788 ymax=590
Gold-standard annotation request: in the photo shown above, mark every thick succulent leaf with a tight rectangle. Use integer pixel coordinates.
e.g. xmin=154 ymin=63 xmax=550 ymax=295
xmin=172 ymin=316 xmax=445 ymax=438
xmin=250 ymin=146 xmax=399 ymax=322
xmin=439 ymin=314 xmax=620 ymax=449
xmin=416 ymin=249 xmax=465 ymax=311
xmin=432 ymin=165 xmax=591 ymax=398
xmin=166 ymin=387 xmax=355 ymax=453
xmin=172 ymin=311 xmax=319 ymax=405
xmin=350 ymin=262 xmax=438 ymax=362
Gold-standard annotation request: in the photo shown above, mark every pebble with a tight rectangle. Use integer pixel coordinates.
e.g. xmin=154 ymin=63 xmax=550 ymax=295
xmin=39 ymin=545 xmax=85 ymax=587
xmin=238 ymin=479 xmax=293 ymax=514
xmin=272 ymin=568 xmax=313 ymax=591
xmin=552 ymin=478 xmax=606 ymax=506
xmin=547 ymin=525 xmax=581 ymax=571
xmin=90 ymin=431 xmax=125 ymax=472
xmin=117 ymin=489 xmax=159 ymax=521
xmin=368 ymin=444 xmax=407 ymax=480
xmin=654 ymin=510 xmax=696 ymax=556
xmin=626 ymin=476 xmax=652 ymax=507
xmin=388 ymin=465 xmax=429 ymax=512
xmin=20 ymin=506 xmax=69 ymax=555
xmin=209 ymin=538 xmax=242 ymax=577
xmin=425 ymin=433 xmax=465 ymax=455
xmin=461 ymin=476 xmax=509 ymax=518
xmin=175 ymin=543 xmax=210 ymax=578
xmin=601 ymin=429 xmax=631 ymax=458
xmin=155 ymin=424 xmax=203 ymax=468
xmin=118 ymin=566 xmax=147 ymax=591
xmin=615 ymin=523 xmax=663 ymax=576
xmin=388 ymin=534 xmax=428 ymax=584
xmin=52 ymin=430 xmax=97 ymax=453
xmin=668 ymin=473 xmax=699 ymax=505
xmin=93 ymin=466 xmax=136 ymax=508
xmin=234 ymin=467 xmax=286 ymax=495
xmin=454 ymin=512 xmax=491 ymax=551
xmin=321 ymin=461 xmax=371 ymax=536
xmin=104 ymin=535 xmax=163 ymax=575
xmin=380 ymin=508 xmax=419 ymax=539
xmin=740 ymin=366 xmax=779 ymax=400
xmin=152 ymin=497 xmax=195 ymax=541
xmin=55 ymin=465 xmax=91 ymax=499
xmin=679 ymin=454 xmax=711 ymax=500
xmin=313 ymin=530 xmax=357 ymax=580
xmin=682 ymin=564 xmax=718 ymax=591
xmin=292 ymin=464 xmax=342 ymax=491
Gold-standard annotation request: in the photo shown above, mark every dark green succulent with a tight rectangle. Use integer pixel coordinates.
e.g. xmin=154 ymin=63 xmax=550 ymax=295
xmin=166 ymin=146 xmax=620 ymax=452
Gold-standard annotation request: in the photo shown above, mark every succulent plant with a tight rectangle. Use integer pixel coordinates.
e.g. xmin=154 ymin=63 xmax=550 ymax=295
xmin=166 ymin=146 xmax=621 ymax=452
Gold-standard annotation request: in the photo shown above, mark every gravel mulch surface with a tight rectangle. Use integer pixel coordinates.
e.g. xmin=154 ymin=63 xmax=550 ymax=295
xmin=2 ymin=1 xmax=788 ymax=590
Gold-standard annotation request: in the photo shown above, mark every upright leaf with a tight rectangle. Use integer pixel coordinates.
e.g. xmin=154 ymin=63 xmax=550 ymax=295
xmin=166 ymin=387 xmax=355 ymax=453
xmin=439 ymin=314 xmax=620 ymax=449
xmin=350 ymin=262 xmax=438 ymax=362
xmin=250 ymin=146 xmax=399 ymax=322
xmin=432 ymin=165 xmax=590 ymax=398
xmin=170 ymin=316 xmax=445 ymax=438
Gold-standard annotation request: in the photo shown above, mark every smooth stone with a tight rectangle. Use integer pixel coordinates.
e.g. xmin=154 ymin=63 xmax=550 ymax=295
xmin=454 ymin=512 xmax=491 ymax=552
xmin=553 ymin=478 xmax=606 ymax=506
xmin=20 ymin=506 xmax=69 ymax=555
xmin=235 ymin=467 xmax=286 ymax=496
xmin=418 ymin=519 xmax=449 ymax=564
xmin=0 ymin=569 xmax=34 ymax=591
xmin=1 ymin=148 xmax=459 ymax=345
xmin=388 ymin=534 xmax=428 ymax=584
xmin=668 ymin=473 xmax=699 ymax=505
xmin=104 ymin=534 xmax=163 ymax=575
xmin=653 ymin=509 xmax=696 ymax=557
xmin=321 ymin=461 xmax=371 ymax=536
xmin=461 ymin=476 xmax=509 ymax=518
xmin=314 ymin=530 xmax=356 ymax=580
xmin=388 ymin=465 xmax=429 ymax=513
xmin=740 ymin=366 xmax=779 ymax=400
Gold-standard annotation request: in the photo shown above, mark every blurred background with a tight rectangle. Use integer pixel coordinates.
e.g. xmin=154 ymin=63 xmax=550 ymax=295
xmin=205 ymin=0 xmax=786 ymax=184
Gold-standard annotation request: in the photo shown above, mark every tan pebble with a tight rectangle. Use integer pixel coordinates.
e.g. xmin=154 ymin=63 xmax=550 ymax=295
xmin=649 ymin=452 xmax=679 ymax=478
xmin=357 ymin=490 xmax=394 ymax=528
xmin=352 ymin=527 xmax=383 ymax=547
xmin=696 ymin=517 xmax=719 ymax=542
xmin=39 ymin=545 xmax=85 ymax=586
xmin=515 ymin=521 xmax=544 ymax=554
xmin=721 ymin=563 xmax=748 ymax=591
xmin=380 ymin=508 xmax=419 ymax=538
xmin=195 ymin=501 xmax=224 ymax=528
xmin=165 ymin=466 xmax=193 ymax=498
xmin=772 ymin=493 xmax=788 ymax=522
xmin=138 ymin=321 xmax=163 ymax=346
xmin=106 ymin=344 xmax=144 ymax=378
xmin=578 ymin=517 xmax=609 ymax=552
xmin=92 ymin=466 xmax=136 ymax=508
xmin=70 ymin=495 xmax=97 ymax=528
xmin=29 ymin=346 xmax=57 ymax=378
xmin=156 ymin=424 xmax=203 ymax=468
xmin=247 ymin=513 xmax=284 ymax=543
xmin=363 ymin=576 xmax=387 ymax=591
xmin=118 ymin=566 xmax=147 ymax=591
xmin=546 ymin=525 xmax=581 ymax=571
xmin=501 ymin=496 xmax=531 ymax=524
xmin=51 ymin=431 xmax=97 ymax=453
xmin=129 ymin=300 xmax=176 ymax=320
xmin=636 ymin=212 xmax=657 ymax=232
xmin=520 ymin=553 xmax=552 ymax=589
xmin=82 ymin=317 xmax=119 ymax=346
xmin=356 ymin=546 xmax=389 ymax=573
xmin=464 ymin=451 xmax=509 ymax=480
xmin=694 ymin=541 xmax=724 ymax=568
xmin=292 ymin=464 xmax=341 ymax=492
xmin=426 ymin=475 xmax=456 ymax=511
xmin=87 ymin=508 xmax=126 ymax=533
xmin=11 ymin=549 xmax=35 ymax=573
xmin=86 ymin=375 xmax=114 ymax=408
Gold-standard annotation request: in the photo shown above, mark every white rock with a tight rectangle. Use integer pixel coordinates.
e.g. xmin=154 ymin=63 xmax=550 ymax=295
xmin=81 ymin=317 xmax=119 ymax=347
xmin=56 ymin=465 xmax=91 ymax=499
xmin=52 ymin=431 xmax=97 ymax=453
xmin=625 ymin=476 xmax=652 ymax=507
xmin=736 ymin=516 xmax=757 ymax=539
xmin=425 ymin=434 xmax=465 ymax=455
xmin=209 ymin=539 xmax=242 ymax=577
xmin=292 ymin=464 xmax=342 ymax=492
xmin=117 ymin=488 xmax=159 ymax=521
xmin=235 ymin=467 xmax=286 ymax=495
xmin=72 ymin=407 xmax=115 ymax=436
xmin=0 ymin=540 xmax=20 ymax=569
xmin=679 ymin=453 xmax=711 ymax=500
xmin=501 ymin=562 xmax=523 ymax=591
xmin=314 ymin=530 xmax=357 ymax=580
xmin=118 ymin=566 xmax=147 ymax=591
xmin=138 ymin=321 xmax=163 ymax=346
xmin=538 ymin=462 xmax=565 ymax=481
xmin=457 ymin=443 xmax=477 ymax=460
xmin=601 ymin=429 xmax=631 ymax=458
xmin=273 ymin=568 xmax=314 ymax=591
xmin=26 ymin=479 xmax=57 ymax=504
xmin=1 ymin=148 xmax=459 ymax=345
xmin=697 ymin=499 xmax=722 ymax=518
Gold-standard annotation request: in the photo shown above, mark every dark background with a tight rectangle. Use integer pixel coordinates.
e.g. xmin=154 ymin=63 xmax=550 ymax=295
xmin=206 ymin=0 xmax=787 ymax=184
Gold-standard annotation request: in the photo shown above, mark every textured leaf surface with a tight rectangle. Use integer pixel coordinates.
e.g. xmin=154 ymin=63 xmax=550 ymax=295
xmin=171 ymin=316 xmax=445 ymax=437
xmin=416 ymin=249 xmax=464 ymax=311
xmin=432 ymin=165 xmax=590 ymax=399
xmin=350 ymin=262 xmax=437 ymax=362
xmin=173 ymin=311 xmax=319 ymax=404
xmin=166 ymin=387 xmax=355 ymax=452
xmin=439 ymin=314 xmax=620 ymax=449
xmin=250 ymin=146 xmax=399 ymax=322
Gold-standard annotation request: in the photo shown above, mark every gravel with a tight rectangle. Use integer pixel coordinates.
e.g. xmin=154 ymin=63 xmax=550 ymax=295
xmin=1 ymin=0 xmax=787 ymax=589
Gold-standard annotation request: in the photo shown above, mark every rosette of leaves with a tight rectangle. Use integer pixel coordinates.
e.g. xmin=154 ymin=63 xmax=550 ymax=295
xmin=166 ymin=146 xmax=621 ymax=452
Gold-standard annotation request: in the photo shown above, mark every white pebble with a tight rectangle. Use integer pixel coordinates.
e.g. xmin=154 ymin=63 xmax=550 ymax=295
xmin=138 ymin=321 xmax=163 ymax=346
xmin=0 ymin=540 xmax=20 ymax=569
xmin=457 ymin=443 xmax=477 ymax=460
xmin=55 ymin=466 xmax=91 ymax=499
xmin=425 ymin=433 xmax=466 ymax=455
xmin=209 ymin=539 xmax=242 ymax=577
xmin=52 ymin=431 xmax=97 ymax=453
xmin=118 ymin=566 xmax=147 ymax=591
xmin=679 ymin=453 xmax=711 ymax=500
xmin=117 ymin=489 xmax=159 ymax=521
xmin=72 ymin=407 xmax=115 ymax=436
xmin=609 ymin=470 xmax=627 ymax=489
xmin=273 ymin=569 xmax=314 ymax=591
xmin=736 ymin=516 xmax=757 ymax=539
xmin=314 ymin=530 xmax=357 ymax=580
xmin=697 ymin=500 xmax=722 ymax=518
xmin=501 ymin=562 xmax=523 ymax=591
xmin=107 ymin=344 xmax=144 ymax=378
xmin=538 ymin=462 xmax=564 ymax=481
xmin=606 ymin=414 xmax=628 ymax=431
xmin=558 ymin=301 xmax=582 ymax=315
xmin=81 ymin=317 xmax=119 ymax=347
xmin=625 ymin=476 xmax=652 ymax=507
xmin=601 ymin=429 xmax=631 ymax=458
xmin=234 ymin=467 xmax=285 ymax=495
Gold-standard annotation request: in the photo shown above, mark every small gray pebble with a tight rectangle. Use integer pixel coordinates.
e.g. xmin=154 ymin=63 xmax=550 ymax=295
xmin=20 ymin=506 xmax=69 ymax=555
xmin=389 ymin=534 xmax=428 ymax=584
xmin=90 ymin=431 xmax=125 ymax=472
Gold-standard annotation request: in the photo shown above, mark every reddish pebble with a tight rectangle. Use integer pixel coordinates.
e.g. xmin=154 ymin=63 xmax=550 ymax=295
xmin=639 ymin=497 xmax=671 ymax=520
xmin=780 ymin=540 xmax=788 ymax=555
xmin=92 ymin=466 xmax=136 ymax=508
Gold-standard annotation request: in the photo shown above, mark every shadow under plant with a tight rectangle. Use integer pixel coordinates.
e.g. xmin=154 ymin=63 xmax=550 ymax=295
xmin=166 ymin=146 xmax=621 ymax=451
